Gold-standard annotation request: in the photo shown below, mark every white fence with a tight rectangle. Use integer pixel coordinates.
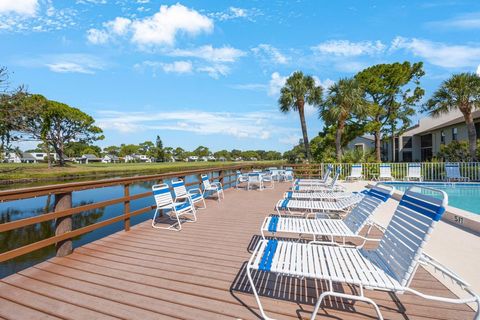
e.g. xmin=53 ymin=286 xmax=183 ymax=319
xmin=292 ymin=162 xmax=480 ymax=181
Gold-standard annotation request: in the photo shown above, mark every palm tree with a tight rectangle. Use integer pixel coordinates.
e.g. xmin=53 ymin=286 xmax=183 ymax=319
xmin=279 ymin=71 xmax=323 ymax=161
xmin=425 ymin=73 xmax=480 ymax=160
xmin=320 ymin=78 xmax=366 ymax=161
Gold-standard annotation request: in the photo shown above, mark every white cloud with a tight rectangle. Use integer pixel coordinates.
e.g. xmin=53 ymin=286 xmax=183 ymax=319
xmin=428 ymin=12 xmax=480 ymax=30
xmin=268 ymin=72 xmax=287 ymax=96
xmin=19 ymin=54 xmax=106 ymax=74
xmin=87 ymin=4 xmax=213 ymax=47
xmin=229 ymin=83 xmax=268 ymax=91
xmin=86 ymin=28 xmax=109 ymax=44
xmin=391 ymin=36 xmax=480 ymax=68
xmin=161 ymin=61 xmax=192 ymax=74
xmin=210 ymin=7 xmax=260 ymax=21
xmin=197 ymin=64 xmax=230 ymax=79
xmin=96 ymin=110 xmax=277 ymax=139
xmin=312 ymin=40 xmax=386 ymax=56
xmin=279 ymin=134 xmax=302 ymax=145
xmin=252 ymin=44 xmax=288 ymax=64
xmin=137 ymin=0 xmax=150 ymax=3
xmin=168 ymin=45 xmax=246 ymax=63
xmin=313 ymin=77 xmax=335 ymax=90
xmin=0 ymin=0 xmax=38 ymax=16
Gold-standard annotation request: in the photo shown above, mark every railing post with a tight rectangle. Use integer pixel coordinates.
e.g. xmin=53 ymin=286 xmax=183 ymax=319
xmin=54 ymin=192 xmax=72 ymax=257
xmin=124 ymin=184 xmax=130 ymax=231
xmin=219 ymin=170 xmax=224 ymax=186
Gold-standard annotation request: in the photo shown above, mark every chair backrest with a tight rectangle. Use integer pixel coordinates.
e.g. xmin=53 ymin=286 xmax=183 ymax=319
xmin=201 ymin=174 xmax=212 ymax=189
xmin=171 ymin=179 xmax=187 ymax=199
xmin=445 ymin=163 xmax=461 ymax=178
xmin=344 ymin=183 xmax=395 ymax=234
xmin=379 ymin=164 xmax=391 ymax=177
xmin=408 ymin=163 xmax=421 ymax=177
xmin=321 ymin=165 xmax=332 ymax=182
xmin=284 ymin=169 xmax=293 ymax=178
xmin=248 ymin=172 xmax=261 ymax=182
xmin=367 ymin=186 xmax=447 ymax=287
xmin=152 ymin=183 xmax=174 ymax=207
xmin=351 ymin=164 xmax=362 ymax=177
xmin=329 ymin=168 xmax=341 ymax=187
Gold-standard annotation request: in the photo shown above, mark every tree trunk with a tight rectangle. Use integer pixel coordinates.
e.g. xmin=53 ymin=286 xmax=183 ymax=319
xmin=43 ymin=141 xmax=51 ymax=168
xmin=297 ymin=101 xmax=311 ymax=161
xmin=464 ymin=111 xmax=477 ymax=161
xmin=336 ymin=120 xmax=345 ymax=162
xmin=391 ymin=135 xmax=396 ymax=163
xmin=374 ymin=130 xmax=381 ymax=162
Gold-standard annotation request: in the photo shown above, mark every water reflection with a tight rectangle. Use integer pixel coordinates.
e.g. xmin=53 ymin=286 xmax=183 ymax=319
xmin=0 ymin=170 xmax=236 ymax=278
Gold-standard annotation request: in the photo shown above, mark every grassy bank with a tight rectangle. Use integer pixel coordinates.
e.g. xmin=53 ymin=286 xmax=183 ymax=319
xmin=0 ymin=161 xmax=284 ymax=183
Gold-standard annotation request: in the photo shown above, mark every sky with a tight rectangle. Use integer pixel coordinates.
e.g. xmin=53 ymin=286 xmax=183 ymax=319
xmin=1 ymin=0 xmax=480 ymax=152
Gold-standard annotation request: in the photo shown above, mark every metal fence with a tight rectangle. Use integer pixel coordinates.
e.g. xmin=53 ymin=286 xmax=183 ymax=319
xmin=291 ymin=162 xmax=480 ymax=181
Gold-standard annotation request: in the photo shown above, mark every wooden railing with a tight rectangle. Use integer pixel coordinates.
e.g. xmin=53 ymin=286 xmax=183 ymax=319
xmin=0 ymin=163 xmax=279 ymax=263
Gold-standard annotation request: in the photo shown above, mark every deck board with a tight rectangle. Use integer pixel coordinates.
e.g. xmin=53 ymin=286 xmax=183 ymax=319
xmin=1 ymin=183 xmax=474 ymax=319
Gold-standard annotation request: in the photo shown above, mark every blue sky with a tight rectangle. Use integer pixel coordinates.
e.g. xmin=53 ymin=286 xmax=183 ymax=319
xmin=1 ymin=0 xmax=480 ymax=152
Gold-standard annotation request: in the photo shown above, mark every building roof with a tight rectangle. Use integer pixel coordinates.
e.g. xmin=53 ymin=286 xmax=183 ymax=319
xmin=82 ymin=154 xmax=100 ymax=159
xmin=403 ymin=109 xmax=480 ymax=136
xmin=21 ymin=152 xmax=37 ymax=160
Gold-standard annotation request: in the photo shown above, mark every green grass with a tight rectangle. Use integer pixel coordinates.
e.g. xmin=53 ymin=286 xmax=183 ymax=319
xmin=0 ymin=161 xmax=284 ymax=182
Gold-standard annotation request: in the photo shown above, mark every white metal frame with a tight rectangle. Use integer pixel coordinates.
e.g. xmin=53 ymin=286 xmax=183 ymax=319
xmin=379 ymin=164 xmax=394 ymax=181
xmin=444 ymin=162 xmax=470 ymax=182
xmin=405 ymin=163 xmax=423 ymax=181
xmin=346 ymin=164 xmax=363 ymax=181
xmin=235 ymin=170 xmax=248 ymax=189
xmin=171 ymin=178 xmax=206 ymax=209
xmin=201 ymin=174 xmax=225 ymax=201
xmin=247 ymin=172 xmax=264 ymax=191
xmin=247 ymin=186 xmax=480 ymax=320
xmin=151 ymin=183 xmax=197 ymax=231
xmin=275 ymin=193 xmax=363 ymax=217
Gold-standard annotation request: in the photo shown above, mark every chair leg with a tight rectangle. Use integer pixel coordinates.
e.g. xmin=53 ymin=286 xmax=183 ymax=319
xmin=311 ymin=290 xmax=383 ymax=320
xmin=246 ymin=266 xmax=275 ymax=320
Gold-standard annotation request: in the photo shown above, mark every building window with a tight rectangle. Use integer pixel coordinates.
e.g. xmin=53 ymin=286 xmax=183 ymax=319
xmin=440 ymin=131 xmax=445 ymax=144
xmin=403 ymin=136 xmax=412 ymax=149
xmin=402 ymin=151 xmax=412 ymax=162
xmin=420 ymin=134 xmax=433 ymax=161
xmin=452 ymin=127 xmax=458 ymax=141
xmin=354 ymin=144 xmax=364 ymax=153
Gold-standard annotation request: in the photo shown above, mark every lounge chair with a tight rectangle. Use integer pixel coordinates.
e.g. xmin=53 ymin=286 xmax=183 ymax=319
xmin=283 ymin=190 xmax=353 ymax=201
xmin=151 ymin=183 xmax=197 ymax=231
xmin=292 ymin=168 xmax=345 ymax=192
xmin=247 ymin=172 xmax=264 ymax=190
xmin=201 ymin=174 xmax=225 ymax=201
xmin=445 ymin=163 xmax=470 ymax=182
xmin=263 ymin=183 xmax=395 ymax=246
xmin=247 ymin=185 xmax=480 ymax=320
xmin=171 ymin=179 xmax=206 ymax=209
xmin=261 ymin=172 xmax=274 ymax=189
xmin=293 ymin=165 xmax=332 ymax=185
xmin=235 ymin=170 xmax=248 ymax=189
xmin=284 ymin=168 xmax=294 ymax=182
xmin=275 ymin=192 xmax=363 ymax=216
xmin=405 ymin=163 xmax=423 ymax=181
xmin=379 ymin=164 xmax=394 ymax=181
xmin=346 ymin=163 xmax=363 ymax=181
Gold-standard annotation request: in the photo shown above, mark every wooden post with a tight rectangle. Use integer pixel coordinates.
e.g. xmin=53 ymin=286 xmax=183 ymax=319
xmin=124 ymin=184 xmax=130 ymax=231
xmin=218 ymin=170 xmax=224 ymax=186
xmin=54 ymin=192 xmax=72 ymax=257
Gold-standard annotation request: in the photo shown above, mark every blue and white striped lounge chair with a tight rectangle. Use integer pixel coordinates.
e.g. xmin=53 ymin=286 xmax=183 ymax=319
xmin=275 ymin=192 xmax=363 ymax=216
xmin=201 ymin=174 xmax=225 ymax=201
xmin=283 ymin=190 xmax=353 ymax=201
xmin=235 ymin=170 xmax=248 ymax=189
xmin=151 ymin=183 xmax=197 ymax=231
xmin=171 ymin=179 xmax=206 ymax=209
xmin=379 ymin=164 xmax=394 ymax=181
xmin=405 ymin=163 xmax=423 ymax=181
xmin=346 ymin=163 xmax=363 ymax=181
xmin=445 ymin=163 xmax=470 ymax=182
xmin=263 ymin=184 xmax=395 ymax=246
xmin=247 ymin=186 xmax=480 ymax=320
xmin=293 ymin=165 xmax=332 ymax=186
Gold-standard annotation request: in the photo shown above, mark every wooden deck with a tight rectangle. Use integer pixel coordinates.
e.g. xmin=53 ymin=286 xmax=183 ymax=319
xmin=0 ymin=183 xmax=474 ymax=320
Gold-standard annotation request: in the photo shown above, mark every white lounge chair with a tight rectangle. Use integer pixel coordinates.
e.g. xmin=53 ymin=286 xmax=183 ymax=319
xmin=445 ymin=163 xmax=470 ymax=182
xmin=235 ymin=170 xmax=248 ymax=189
xmin=283 ymin=190 xmax=353 ymax=201
xmin=247 ymin=172 xmax=264 ymax=190
xmin=379 ymin=164 xmax=394 ymax=181
xmin=346 ymin=164 xmax=363 ymax=181
xmin=284 ymin=169 xmax=294 ymax=182
xmin=172 ymin=179 xmax=206 ymax=209
xmin=247 ymin=186 xmax=480 ymax=320
xmin=275 ymin=192 xmax=363 ymax=216
xmin=293 ymin=165 xmax=332 ymax=185
xmin=151 ymin=183 xmax=197 ymax=231
xmin=292 ymin=169 xmax=344 ymax=192
xmin=263 ymin=183 xmax=395 ymax=246
xmin=405 ymin=163 xmax=423 ymax=181
xmin=201 ymin=174 xmax=224 ymax=201
xmin=261 ymin=172 xmax=274 ymax=189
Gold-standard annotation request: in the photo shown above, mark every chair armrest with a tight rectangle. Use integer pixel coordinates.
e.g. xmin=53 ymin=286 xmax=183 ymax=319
xmin=420 ymin=253 xmax=472 ymax=288
xmin=211 ymin=181 xmax=223 ymax=188
xmin=188 ymin=188 xmax=202 ymax=195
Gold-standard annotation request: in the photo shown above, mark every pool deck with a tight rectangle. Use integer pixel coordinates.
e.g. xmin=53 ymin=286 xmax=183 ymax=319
xmin=0 ymin=182 xmax=476 ymax=319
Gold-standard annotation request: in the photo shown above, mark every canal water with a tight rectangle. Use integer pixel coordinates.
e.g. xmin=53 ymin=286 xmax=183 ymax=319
xmin=0 ymin=171 xmax=235 ymax=278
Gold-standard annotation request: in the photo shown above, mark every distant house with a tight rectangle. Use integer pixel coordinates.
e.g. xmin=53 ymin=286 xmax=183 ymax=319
xmin=250 ymin=157 xmax=258 ymax=161
xmin=21 ymin=153 xmax=38 ymax=163
xmin=1 ymin=152 xmax=21 ymax=163
xmin=200 ymin=156 xmax=216 ymax=162
xmin=218 ymin=156 xmax=227 ymax=162
xmin=102 ymin=155 xmax=120 ymax=163
xmin=124 ymin=154 xmax=152 ymax=163
xmin=187 ymin=156 xmax=199 ymax=162
xmin=77 ymin=154 xmax=102 ymax=164
xmin=29 ymin=152 xmax=58 ymax=162
xmin=346 ymin=135 xmax=375 ymax=154
xmin=234 ymin=157 xmax=243 ymax=161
